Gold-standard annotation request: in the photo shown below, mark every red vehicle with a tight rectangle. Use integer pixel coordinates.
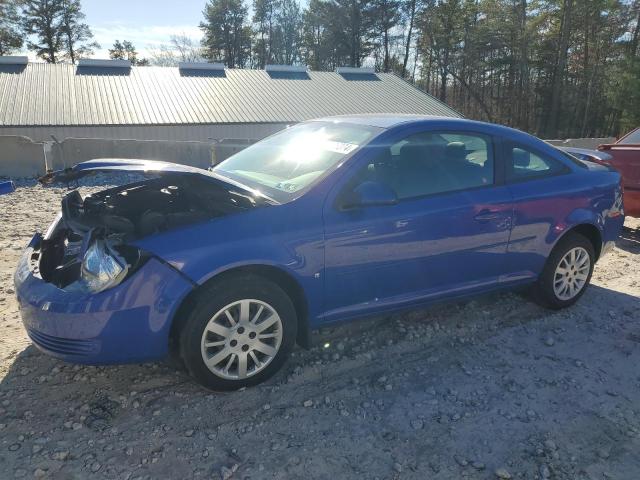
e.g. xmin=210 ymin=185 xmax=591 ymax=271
xmin=598 ymin=128 xmax=640 ymax=218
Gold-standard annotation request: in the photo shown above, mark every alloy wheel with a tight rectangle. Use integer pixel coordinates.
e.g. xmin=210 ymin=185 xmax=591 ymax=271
xmin=553 ymin=247 xmax=591 ymax=301
xmin=200 ymin=299 xmax=283 ymax=380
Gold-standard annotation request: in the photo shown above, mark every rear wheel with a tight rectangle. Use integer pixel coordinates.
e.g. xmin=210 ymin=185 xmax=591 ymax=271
xmin=179 ymin=275 xmax=297 ymax=390
xmin=532 ymin=232 xmax=595 ymax=309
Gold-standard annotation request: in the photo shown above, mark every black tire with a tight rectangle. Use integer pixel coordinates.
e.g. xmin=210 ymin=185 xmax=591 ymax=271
xmin=532 ymin=232 xmax=595 ymax=309
xmin=179 ymin=274 xmax=297 ymax=391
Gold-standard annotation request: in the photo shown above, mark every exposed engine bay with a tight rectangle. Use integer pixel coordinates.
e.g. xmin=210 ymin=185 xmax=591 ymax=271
xmin=34 ymin=174 xmax=265 ymax=289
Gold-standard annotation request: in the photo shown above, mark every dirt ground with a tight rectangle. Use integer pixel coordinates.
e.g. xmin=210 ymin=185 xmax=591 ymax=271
xmin=0 ymin=180 xmax=639 ymax=480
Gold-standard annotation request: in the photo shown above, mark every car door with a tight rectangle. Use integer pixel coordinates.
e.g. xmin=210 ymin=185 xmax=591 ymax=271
xmin=501 ymin=141 xmax=580 ymax=281
xmin=321 ymin=128 xmax=513 ymax=322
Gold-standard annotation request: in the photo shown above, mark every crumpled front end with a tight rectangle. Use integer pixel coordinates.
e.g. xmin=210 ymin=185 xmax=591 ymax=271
xmin=14 ymin=232 xmax=193 ymax=364
xmin=14 ymin=169 xmax=266 ymax=364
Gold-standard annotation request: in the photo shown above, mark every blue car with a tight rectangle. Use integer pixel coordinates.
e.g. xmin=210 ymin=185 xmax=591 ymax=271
xmin=15 ymin=115 xmax=624 ymax=390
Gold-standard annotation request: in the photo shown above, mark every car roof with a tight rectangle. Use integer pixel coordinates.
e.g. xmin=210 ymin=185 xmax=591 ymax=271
xmin=312 ymin=114 xmax=560 ymax=154
xmin=313 ymin=114 xmax=457 ymax=129
xmin=312 ymin=114 xmax=520 ymax=135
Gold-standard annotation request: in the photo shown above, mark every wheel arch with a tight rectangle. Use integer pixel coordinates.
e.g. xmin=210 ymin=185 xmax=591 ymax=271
xmin=169 ymin=264 xmax=312 ymax=352
xmin=555 ymin=222 xmax=603 ymax=260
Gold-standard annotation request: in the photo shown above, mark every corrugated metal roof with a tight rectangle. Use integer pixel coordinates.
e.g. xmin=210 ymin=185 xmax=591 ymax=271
xmin=0 ymin=63 xmax=460 ymax=127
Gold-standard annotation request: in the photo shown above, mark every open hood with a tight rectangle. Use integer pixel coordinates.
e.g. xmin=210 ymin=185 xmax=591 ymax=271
xmin=39 ymin=158 xmax=220 ymax=184
xmin=39 ymin=158 xmax=276 ymax=203
xmin=33 ymin=160 xmax=274 ymax=289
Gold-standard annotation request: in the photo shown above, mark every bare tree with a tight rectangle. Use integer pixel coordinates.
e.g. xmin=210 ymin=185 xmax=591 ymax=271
xmin=170 ymin=34 xmax=205 ymax=62
xmin=149 ymin=34 xmax=205 ymax=66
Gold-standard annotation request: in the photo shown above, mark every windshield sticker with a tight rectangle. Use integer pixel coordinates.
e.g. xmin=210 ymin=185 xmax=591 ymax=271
xmin=323 ymin=141 xmax=359 ymax=155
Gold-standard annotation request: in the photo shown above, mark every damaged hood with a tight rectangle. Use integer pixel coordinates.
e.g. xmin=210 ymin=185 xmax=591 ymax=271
xmin=39 ymin=158 xmax=273 ymax=201
xmin=40 ymin=158 xmax=214 ymax=183
xmin=45 ymin=158 xmax=274 ymax=246
xmin=32 ymin=160 xmax=276 ymax=288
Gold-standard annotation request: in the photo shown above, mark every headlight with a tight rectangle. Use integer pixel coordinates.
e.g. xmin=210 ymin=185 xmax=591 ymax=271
xmin=15 ymin=250 xmax=31 ymax=284
xmin=81 ymin=240 xmax=129 ymax=293
xmin=44 ymin=212 xmax=62 ymax=240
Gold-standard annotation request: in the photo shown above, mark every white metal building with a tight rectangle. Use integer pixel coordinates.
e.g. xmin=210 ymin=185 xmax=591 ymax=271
xmin=0 ymin=57 xmax=461 ymax=143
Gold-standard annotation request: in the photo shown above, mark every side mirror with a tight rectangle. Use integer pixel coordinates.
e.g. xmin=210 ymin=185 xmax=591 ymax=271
xmin=342 ymin=181 xmax=398 ymax=209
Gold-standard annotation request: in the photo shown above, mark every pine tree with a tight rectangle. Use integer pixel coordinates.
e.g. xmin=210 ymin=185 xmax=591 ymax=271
xmin=60 ymin=0 xmax=98 ymax=63
xmin=109 ymin=39 xmax=126 ymax=59
xmin=401 ymin=0 xmax=419 ymax=78
xmin=22 ymin=0 xmax=65 ymax=63
xmin=372 ymin=0 xmax=402 ymax=72
xmin=332 ymin=0 xmax=377 ymax=67
xmin=0 ymin=0 xmax=24 ymax=55
xmin=200 ymin=0 xmax=251 ymax=67
xmin=300 ymin=0 xmax=332 ymax=69
xmin=274 ymin=0 xmax=303 ymax=64
xmin=109 ymin=40 xmax=148 ymax=65
xmin=253 ymin=0 xmax=278 ymax=67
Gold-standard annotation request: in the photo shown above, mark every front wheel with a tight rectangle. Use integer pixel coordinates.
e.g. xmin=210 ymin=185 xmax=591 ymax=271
xmin=179 ymin=275 xmax=297 ymax=390
xmin=532 ymin=232 xmax=595 ymax=309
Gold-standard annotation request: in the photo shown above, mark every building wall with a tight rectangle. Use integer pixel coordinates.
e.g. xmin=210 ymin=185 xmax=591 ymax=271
xmin=0 ymin=123 xmax=290 ymax=143
xmin=50 ymin=138 xmax=215 ymax=171
xmin=0 ymin=135 xmax=263 ymax=177
xmin=2 ymin=123 xmax=615 ymax=149
xmin=0 ymin=136 xmax=46 ymax=178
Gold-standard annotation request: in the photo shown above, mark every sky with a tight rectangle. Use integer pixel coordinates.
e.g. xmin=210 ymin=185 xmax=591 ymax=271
xmin=20 ymin=0 xmax=313 ymax=61
xmin=82 ymin=0 xmax=206 ymax=58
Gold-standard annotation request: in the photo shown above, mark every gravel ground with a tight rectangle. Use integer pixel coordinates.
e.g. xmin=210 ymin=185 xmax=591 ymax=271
xmin=0 ymin=180 xmax=639 ymax=480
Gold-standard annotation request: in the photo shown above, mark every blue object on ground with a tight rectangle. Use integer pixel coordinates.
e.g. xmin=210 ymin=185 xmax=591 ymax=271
xmin=0 ymin=180 xmax=15 ymax=195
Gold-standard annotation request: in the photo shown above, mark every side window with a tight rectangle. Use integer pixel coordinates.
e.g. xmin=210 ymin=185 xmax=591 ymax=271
xmin=507 ymin=145 xmax=568 ymax=181
xmin=619 ymin=128 xmax=640 ymax=144
xmin=369 ymin=131 xmax=494 ymax=200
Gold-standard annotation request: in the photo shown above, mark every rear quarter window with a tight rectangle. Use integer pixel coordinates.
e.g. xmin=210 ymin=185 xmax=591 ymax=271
xmin=557 ymin=150 xmax=589 ymax=169
xmin=506 ymin=144 xmax=569 ymax=182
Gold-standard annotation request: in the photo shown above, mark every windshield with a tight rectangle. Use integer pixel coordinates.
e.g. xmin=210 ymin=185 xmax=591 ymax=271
xmin=213 ymin=122 xmax=380 ymax=202
xmin=619 ymin=128 xmax=640 ymax=144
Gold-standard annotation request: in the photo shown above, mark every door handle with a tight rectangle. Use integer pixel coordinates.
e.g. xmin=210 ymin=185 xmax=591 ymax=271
xmin=474 ymin=209 xmax=502 ymax=222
